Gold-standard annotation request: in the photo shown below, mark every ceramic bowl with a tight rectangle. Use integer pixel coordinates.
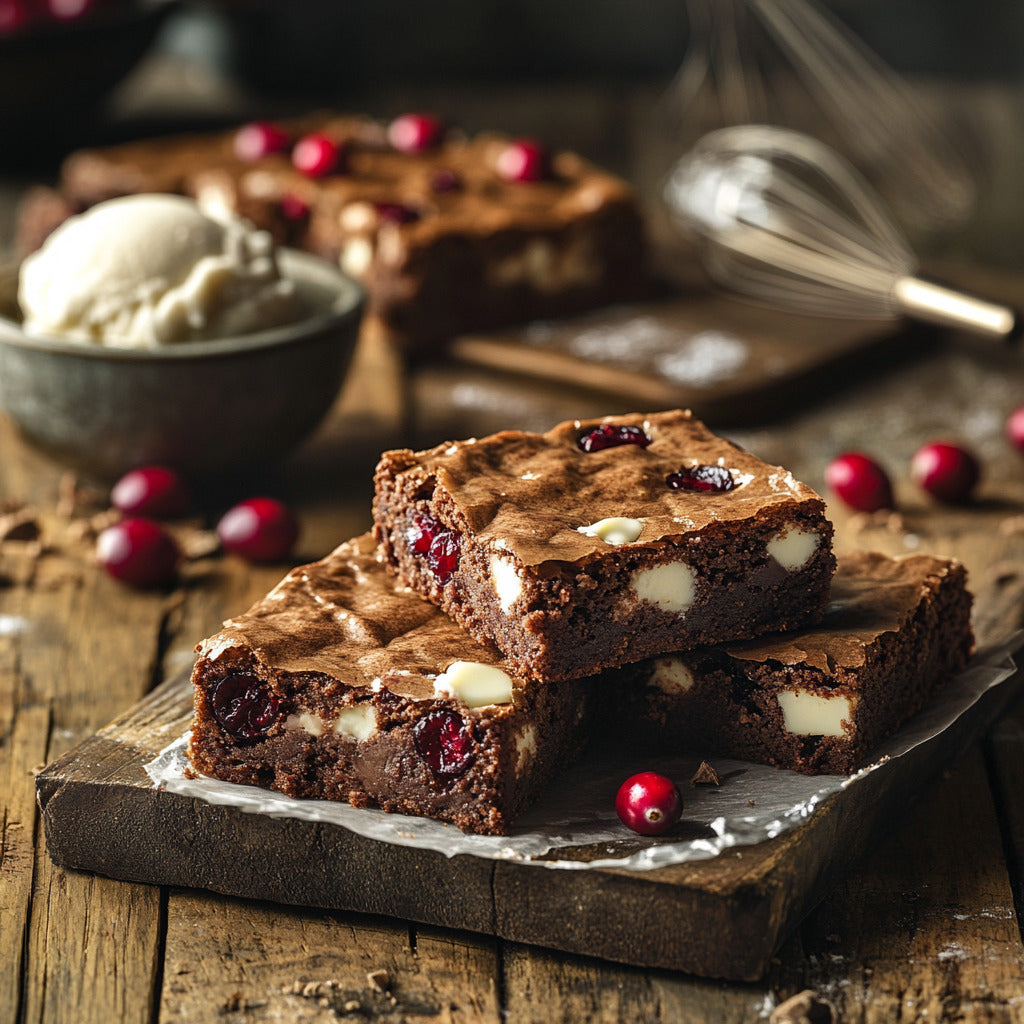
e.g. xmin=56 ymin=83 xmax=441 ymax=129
xmin=0 ymin=250 xmax=365 ymax=481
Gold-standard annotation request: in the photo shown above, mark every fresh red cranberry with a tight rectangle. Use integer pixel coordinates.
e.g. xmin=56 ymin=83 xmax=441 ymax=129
xmin=110 ymin=465 xmax=191 ymax=519
xmin=577 ymin=423 xmax=652 ymax=453
xmin=46 ymin=0 xmax=95 ymax=21
xmin=406 ymin=512 xmax=461 ymax=584
xmin=431 ymin=169 xmax=463 ymax=193
xmin=233 ymin=121 xmax=291 ymax=162
xmin=388 ymin=113 xmax=446 ymax=154
xmin=615 ymin=772 xmax=683 ymax=836
xmin=375 ymin=202 xmax=421 ymax=225
xmin=96 ymin=518 xmax=179 ymax=588
xmin=414 ymin=710 xmax=476 ymax=779
xmin=911 ymin=441 xmax=980 ymax=503
xmin=292 ymin=132 xmax=346 ymax=178
xmin=1006 ymin=407 xmax=1024 ymax=453
xmin=496 ymin=139 xmax=551 ymax=183
xmin=0 ymin=0 xmax=33 ymax=33
xmin=217 ymin=497 xmax=299 ymax=563
xmin=824 ymin=452 xmax=894 ymax=512
xmin=666 ymin=464 xmax=735 ymax=493
xmin=279 ymin=193 xmax=309 ymax=221
xmin=211 ymin=674 xmax=280 ymax=739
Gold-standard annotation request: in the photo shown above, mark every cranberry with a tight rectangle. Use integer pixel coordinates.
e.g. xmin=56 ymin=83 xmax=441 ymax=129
xmin=1006 ymin=407 xmax=1024 ymax=453
xmin=279 ymin=193 xmax=309 ymax=221
xmin=431 ymin=169 xmax=463 ymax=193
xmin=666 ymin=464 xmax=735 ymax=493
xmin=824 ymin=452 xmax=894 ymax=512
xmin=217 ymin=497 xmax=299 ymax=563
xmin=406 ymin=512 xmax=461 ymax=584
xmin=577 ymin=423 xmax=652 ymax=453
xmin=233 ymin=121 xmax=291 ymax=162
xmin=0 ymin=0 xmax=33 ymax=33
xmin=211 ymin=674 xmax=280 ymax=739
xmin=110 ymin=465 xmax=191 ymax=519
xmin=375 ymin=202 xmax=420 ymax=225
xmin=414 ymin=710 xmax=476 ymax=779
xmin=388 ymin=113 xmax=446 ymax=154
xmin=496 ymin=139 xmax=551 ymax=183
xmin=911 ymin=441 xmax=980 ymax=504
xmin=96 ymin=518 xmax=179 ymax=588
xmin=292 ymin=133 xmax=346 ymax=178
xmin=615 ymin=772 xmax=683 ymax=836
xmin=46 ymin=0 xmax=94 ymax=20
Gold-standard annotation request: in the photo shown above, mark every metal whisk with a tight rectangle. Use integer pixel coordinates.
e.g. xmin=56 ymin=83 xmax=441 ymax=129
xmin=665 ymin=125 xmax=1017 ymax=340
xmin=670 ymin=0 xmax=980 ymax=236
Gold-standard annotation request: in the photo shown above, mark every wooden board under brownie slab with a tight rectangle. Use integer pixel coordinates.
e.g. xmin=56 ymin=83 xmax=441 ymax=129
xmin=445 ymin=290 xmax=903 ymax=426
xmin=36 ymin=643 xmax=1022 ymax=982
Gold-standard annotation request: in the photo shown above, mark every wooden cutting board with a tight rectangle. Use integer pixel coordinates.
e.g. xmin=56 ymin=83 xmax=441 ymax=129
xmin=446 ymin=289 xmax=904 ymax=425
xmin=36 ymin=645 xmax=1021 ymax=982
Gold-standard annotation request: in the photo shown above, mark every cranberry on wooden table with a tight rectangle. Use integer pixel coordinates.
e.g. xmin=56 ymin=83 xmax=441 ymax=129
xmin=217 ymin=498 xmax=299 ymax=563
xmin=911 ymin=442 xmax=980 ymax=503
xmin=824 ymin=452 xmax=894 ymax=512
xmin=96 ymin=518 xmax=179 ymax=588
xmin=1006 ymin=406 xmax=1024 ymax=453
xmin=110 ymin=465 xmax=191 ymax=519
xmin=615 ymin=772 xmax=683 ymax=836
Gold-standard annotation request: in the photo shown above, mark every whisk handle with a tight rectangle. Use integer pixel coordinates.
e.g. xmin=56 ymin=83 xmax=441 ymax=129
xmin=892 ymin=276 xmax=1020 ymax=341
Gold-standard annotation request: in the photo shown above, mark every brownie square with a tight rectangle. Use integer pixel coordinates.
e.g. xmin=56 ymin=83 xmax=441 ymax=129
xmin=615 ymin=550 xmax=974 ymax=774
xmin=187 ymin=534 xmax=593 ymax=835
xmin=20 ymin=113 xmax=648 ymax=353
xmin=373 ymin=409 xmax=836 ymax=682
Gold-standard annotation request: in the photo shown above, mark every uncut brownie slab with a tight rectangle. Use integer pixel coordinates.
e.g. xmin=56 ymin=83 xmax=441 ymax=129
xmin=614 ymin=550 xmax=973 ymax=774
xmin=187 ymin=533 xmax=593 ymax=836
xmin=373 ymin=409 xmax=836 ymax=682
xmin=17 ymin=113 xmax=647 ymax=353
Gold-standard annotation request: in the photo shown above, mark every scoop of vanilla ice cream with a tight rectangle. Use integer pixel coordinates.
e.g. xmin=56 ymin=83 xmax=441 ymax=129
xmin=18 ymin=194 xmax=301 ymax=347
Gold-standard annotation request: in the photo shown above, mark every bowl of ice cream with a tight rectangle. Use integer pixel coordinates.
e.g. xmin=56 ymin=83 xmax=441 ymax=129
xmin=0 ymin=194 xmax=364 ymax=481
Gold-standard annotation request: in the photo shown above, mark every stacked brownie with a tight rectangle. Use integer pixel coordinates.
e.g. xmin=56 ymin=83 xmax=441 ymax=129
xmin=17 ymin=112 xmax=647 ymax=353
xmin=189 ymin=410 xmax=974 ymax=834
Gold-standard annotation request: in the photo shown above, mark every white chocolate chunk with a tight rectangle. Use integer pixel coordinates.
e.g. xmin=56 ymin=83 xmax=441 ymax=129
xmin=578 ymin=517 xmax=643 ymax=546
xmin=434 ymin=661 xmax=514 ymax=708
xmin=340 ymin=237 xmax=373 ymax=278
xmin=768 ymin=524 xmax=820 ymax=570
xmin=647 ymin=657 xmax=695 ymax=695
xmin=777 ymin=690 xmax=853 ymax=737
xmin=515 ymin=724 xmax=538 ymax=774
xmin=285 ymin=711 xmax=325 ymax=737
xmin=490 ymin=553 xmax=523 ymax=613
xmin=333 ymin=704 xmax=378 ymax=741
xmin=631 ymin=561 xmax=696 ymax=612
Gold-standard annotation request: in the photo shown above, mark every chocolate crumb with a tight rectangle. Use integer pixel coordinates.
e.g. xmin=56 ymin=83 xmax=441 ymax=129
xmin=690 ymin=760 xmax=721 ymax=787
xmin=343 ymin=1000 xmax=361 ymax=1012
xmin=366 ymin=968 xmax=390 ymax=992
xmin=747 ymin=800 xmax=756 ymax=807
xmin=770 ymin=989 xmax=836 ymax=1024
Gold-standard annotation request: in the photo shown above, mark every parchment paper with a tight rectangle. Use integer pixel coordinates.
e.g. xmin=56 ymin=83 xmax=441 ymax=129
xmin=145 ymin=640 xmax=1019 ymax=872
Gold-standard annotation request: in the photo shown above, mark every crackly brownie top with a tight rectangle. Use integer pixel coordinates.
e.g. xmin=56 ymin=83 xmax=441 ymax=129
xmin=378 ymin=409 xmax=827 ymax=566
xmin=59 ymin=112 xmax=635 ymax=241
xmin=196 ymin=533 xmax=519 ymax=702
xmin=720 ymin=550 xmax=969 ymax=673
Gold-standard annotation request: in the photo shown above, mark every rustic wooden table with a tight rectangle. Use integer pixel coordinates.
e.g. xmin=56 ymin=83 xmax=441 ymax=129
xmin=4 ymin=63 xmax=1024 ymax=1024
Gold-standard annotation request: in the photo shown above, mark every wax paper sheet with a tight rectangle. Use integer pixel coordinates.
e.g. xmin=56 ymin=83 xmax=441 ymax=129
xmin=145 ymin=640 xmax=1019 ymax=872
